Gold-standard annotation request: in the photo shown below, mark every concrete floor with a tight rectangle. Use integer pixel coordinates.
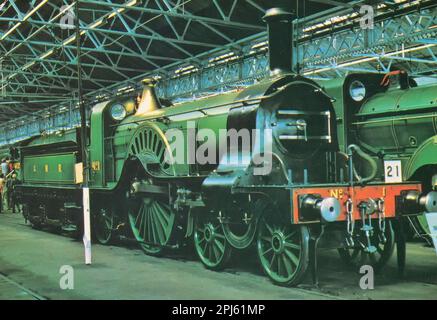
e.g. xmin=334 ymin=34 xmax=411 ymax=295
xmin=0 ymin=212 xmax=436 ymax=300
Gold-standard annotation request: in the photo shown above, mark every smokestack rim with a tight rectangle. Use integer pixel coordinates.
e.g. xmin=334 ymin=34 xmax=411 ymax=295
xmin=262 ymin=7 xmax=294 ymax=23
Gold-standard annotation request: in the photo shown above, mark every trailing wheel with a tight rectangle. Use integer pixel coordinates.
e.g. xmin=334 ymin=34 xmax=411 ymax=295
xmin=93 ymin=202 xmax=115 ymax=245
xmin=128 ymin=191 xmax=176 ymax=256
xmin=338 ymin=220 xmax=395 ymax=272
xmin=256 ymin=213 xmax=310 ymax=287
xmin=194 ymin=212 xmax=232 ymax=270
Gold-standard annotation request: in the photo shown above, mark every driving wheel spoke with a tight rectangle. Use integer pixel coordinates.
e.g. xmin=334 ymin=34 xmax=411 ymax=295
xmin=128 ymin=185 xmax=176 ymax=256
xmin=194 ymin=212 xmax=232 ymax=270
xmin=256 ymin=208 xmax=309 ymax=287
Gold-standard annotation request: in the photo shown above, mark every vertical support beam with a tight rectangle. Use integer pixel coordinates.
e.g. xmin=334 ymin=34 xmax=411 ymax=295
xmin=76 ymin=0 xmax=92 ymax=265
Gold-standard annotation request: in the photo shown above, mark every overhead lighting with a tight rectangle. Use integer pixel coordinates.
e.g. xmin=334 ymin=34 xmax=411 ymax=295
xmin=107 ymin=0 xmax=136 ymax=19
xmin=305 ymin=44 xmax=435 ymax=75
xmin=89 ymin=19 xmax=103 ymax=29
xmin=22 ymin=0 xmax=48 ymax=21
xmin=392 ymin=43 xmax=434 ymax=54
xmin=40 ymin=49 xmax=54 ymax=59
xmin=22 ymin=61 xmax=36 ymax=70
xmin=63 ymin=36 xmax=76 ymax=46
xmin=0 ymin=22 xmax=21 ymax=40
xmin=117 ymin=86 xmax=133 ymax=92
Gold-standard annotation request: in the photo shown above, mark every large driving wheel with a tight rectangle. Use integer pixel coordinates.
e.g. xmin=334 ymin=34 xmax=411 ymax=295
xmin=256 ymin=213 xmax=310 ymax=287
xmin=338 ymin=220 xmax=395 ymax=272
xmin=194 ymin=212 xmax=232 ymax=270
xmin=128 ymin=192 xmax=176 ymax=256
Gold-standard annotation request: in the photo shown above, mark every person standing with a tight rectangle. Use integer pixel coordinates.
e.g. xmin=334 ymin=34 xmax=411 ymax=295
xmin=1 ymin=159 xmax=8 ymax=175
xmin=6 ymin=172 xmax=14 ymax=211
xmin=0 ymin=174 xmax=5 ymax=214
xmin=8 ymin=160 xmax=14 ymax=173
xmin=8 ymin=174 xmax=20 ymax=213
xmin=2 ymin=175 xmax=9 ymax=211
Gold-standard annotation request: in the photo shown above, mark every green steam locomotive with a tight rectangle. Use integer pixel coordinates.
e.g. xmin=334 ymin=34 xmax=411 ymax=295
xmin=319 ymin=70 xmax=437 ymax=239
xmin=15 ymin=8 xmax=436 ymax=286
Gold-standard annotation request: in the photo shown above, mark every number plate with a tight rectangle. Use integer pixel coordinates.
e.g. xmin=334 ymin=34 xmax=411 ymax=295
xmin=384 ymin=160 xmax=402 ymax=183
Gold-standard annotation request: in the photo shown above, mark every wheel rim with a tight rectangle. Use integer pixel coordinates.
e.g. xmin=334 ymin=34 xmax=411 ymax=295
xmin=223 ymin=222 xmax=257 ymax=249
xmin=338 ymin=221 xmax=395 ymax=271
xmin=194 ymin=214 xmax=231 ymax=269
xmin=257 ymin=216 xmax=309 ymax=285
xmin=222 ymin=198 xmax=259 ymax=249
xmin=128 ymin=196 xmax=175 ymax=255
xmin=95 ymin=208 xmax=114 ymax=245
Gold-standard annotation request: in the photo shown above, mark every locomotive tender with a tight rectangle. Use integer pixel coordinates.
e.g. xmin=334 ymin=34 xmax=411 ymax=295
xmin=16 ymin=8 xmax=437 ymax=286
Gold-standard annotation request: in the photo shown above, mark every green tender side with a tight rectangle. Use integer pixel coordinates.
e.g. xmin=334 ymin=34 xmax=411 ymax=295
xmin=22 ymin=152 xmax=77 ymax=185
xmin=21 ymin=129 xmax=78 ymax=186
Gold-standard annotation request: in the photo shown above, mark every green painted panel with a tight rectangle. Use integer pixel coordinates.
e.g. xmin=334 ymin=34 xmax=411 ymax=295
xmin=405 ymin=135 xmax=437 ymax=179
xmin=356 ymin=84 xmax=437 ymax=152
xmin=317 ymin=77 xmax=348 ymax=152
xmin=23 ymin=152 xmax=76 ymax=185
xmin=89 ymin=101 xmax=108 ymax=187
xmin=360 ymin=84 xmax=437 ymax=116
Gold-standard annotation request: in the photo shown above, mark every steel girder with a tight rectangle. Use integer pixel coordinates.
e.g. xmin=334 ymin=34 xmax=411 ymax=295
xmin=1 ymin=0 xmax=437 ymax=146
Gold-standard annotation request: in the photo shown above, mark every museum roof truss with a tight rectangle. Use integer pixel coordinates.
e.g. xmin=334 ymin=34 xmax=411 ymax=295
xmin=0 ymin=0 xmax=436 ymax=145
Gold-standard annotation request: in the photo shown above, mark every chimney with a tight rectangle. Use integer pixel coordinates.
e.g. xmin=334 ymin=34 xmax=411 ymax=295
xmin=136 ymin=78 xmax=161 ymax=114
xmin=263 ymin=8 xmax=294 ymax=75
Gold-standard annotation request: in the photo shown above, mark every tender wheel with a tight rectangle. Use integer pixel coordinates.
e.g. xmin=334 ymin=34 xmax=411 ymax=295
xmin=194 ymin=212 xmax=232 ymax=270
xmin=257 ymin=212 xmax=310 ymax=287
xmin=93 ymin=204 xmax=115 ymax=245
xmin=27 ymin=203 xmax=44 ymax=230
xmin=128 ymin=193 xmax=176 ymax=256
xmin=338 ymin=220 xmax=395 ymax=272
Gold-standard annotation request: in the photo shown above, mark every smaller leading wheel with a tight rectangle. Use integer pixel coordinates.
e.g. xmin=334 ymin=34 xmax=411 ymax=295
xmin=338 ymin=220 xmax=395 ymax=272
xmin=256 ymin=211 xmax=310 ymax=287
xmin=194 ymin=212 xmax=232 ymax=270
xmin=93 ymin=202 xmax=115 ymax=245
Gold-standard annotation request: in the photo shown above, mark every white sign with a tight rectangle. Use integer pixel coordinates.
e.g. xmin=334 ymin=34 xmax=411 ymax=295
xmin=425 ymin=213 xmax=437 ymax=255
xmin=384 ymin=160 xmax=402 ymax=183
xmin=83 ymin=187 xmax=92 ymax=265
